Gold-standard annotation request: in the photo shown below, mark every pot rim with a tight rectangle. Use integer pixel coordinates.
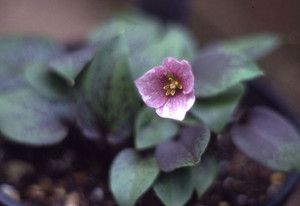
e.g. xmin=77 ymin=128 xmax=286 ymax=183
xmin=246 ymin=77 xmax=300 ymax=206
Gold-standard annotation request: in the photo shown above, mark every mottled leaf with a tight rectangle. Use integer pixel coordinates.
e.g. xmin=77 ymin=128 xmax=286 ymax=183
xmin=153 ymin=168 xmax=194 ymax=206
xmin=48 ymin=43 xmax=102 ymax=84
xmin=77 ymin=36 xmax=139 ymax=139
xmin=25 ymin=63 xmax=71 ymax=100
xmin=110 ymin=148 xmax=159 ymax=206
xmin=135 ymin=107 xmax=179 ymax=150
xmin=191 ymin=84 xmax=245 ymax=134
xmin=193 ymin=156 xmax=218 ymax=198
xmin=192 ymin=49 xmax=262 ymax=97
xmin=129 ymin=24 xmax=196 ymax=79
xmin=89 ymin=12 xmax=196 ymax=79
xmin=231 ymin=106 xmax=300 ymax=171
xmin=208 ymin=33 xmax=281 ymax=60
xmin=0 ymin=88 xmax=73 ymax=145
xmin=155 ymin=124 xmax=210 ymax=172
xmin=0 ymin=36 xmax=64 ymax=93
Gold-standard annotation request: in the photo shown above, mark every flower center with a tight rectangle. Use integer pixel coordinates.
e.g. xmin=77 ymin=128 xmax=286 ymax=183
xmin=163 ymin=74 xmax=183 ymax=96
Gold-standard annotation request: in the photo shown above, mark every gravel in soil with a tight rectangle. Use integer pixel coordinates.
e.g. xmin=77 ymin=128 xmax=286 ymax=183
xmin=0 ymin=127 xmax=286 ymax=206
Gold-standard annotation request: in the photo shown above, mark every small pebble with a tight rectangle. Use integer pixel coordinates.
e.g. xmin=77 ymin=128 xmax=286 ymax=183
xmin=4 ymin=160 xmax=35 ymax=183
xmin=267 ymin=182 xmax=282 ymax=196
xmin=0 ymin=184 xmax=20 ymax=201
xmin=270 ymin=172 xmax=286 ymax=184
xmin=90 ymin=187 xmax=104 ymax=203
xmin=218 ymin=201 xmax=230 ymax=206
xmin=223 ymin=176 xmax=235 ymax=190
xmin=53 ymin=186 xmax=66 ymax=199
xmin=38 ymin=177 xmax=53 ymax=194
xmin=65 ymin=192 xmax=81 ymax=206
xmin=236 ymin=194 xmax=248 ymax=205
xmin=218 ymin=160 xmax=231 ymax=176
xmin=25 ymin=184 xmax=45 ymax=200
xmin=56 ymin=179 xmax=67 ymax=188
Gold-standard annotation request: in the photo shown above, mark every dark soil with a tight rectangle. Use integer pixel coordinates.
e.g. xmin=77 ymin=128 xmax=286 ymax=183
xmin=0 ymin=122 xmax=286 ymax=206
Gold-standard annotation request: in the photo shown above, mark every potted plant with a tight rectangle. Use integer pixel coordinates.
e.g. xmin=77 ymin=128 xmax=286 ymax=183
xmin=0 ymin=10 xmax=299 ymax=206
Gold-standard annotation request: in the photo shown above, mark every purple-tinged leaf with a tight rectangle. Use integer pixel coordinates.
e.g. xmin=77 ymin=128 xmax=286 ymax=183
xmin=231 ymin=106 xmax=300 ymax=171
xmin=110 ymin=148 xmax=159 ymax=206
xmin=192 ymin=49 xmax=262 ymax=97
xmin=0 ymin=88 xmax=73 ymax=145
xmin=155 ymin=124 xmax=210 ymax=172
xmin=25 ymin=63 xmax=71 ymax=100
xmin=48 ymin=42 xmax=102 ymax=85
xmin=0 ymin=36 xmax=64 ymax=93
xmin=206 ymin=33 xmax=281 ymax=60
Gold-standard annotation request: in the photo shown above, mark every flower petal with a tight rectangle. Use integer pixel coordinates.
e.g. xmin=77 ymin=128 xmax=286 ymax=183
xmin=163 ymin=57 xmax=194 ymax=94
xmin=135 ymin=66 xmax=168 ymax=108
xmin=156 ymin=90 xmax=195 ymax=121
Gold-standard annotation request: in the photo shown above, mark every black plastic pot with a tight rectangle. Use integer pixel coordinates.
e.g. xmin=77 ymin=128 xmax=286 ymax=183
xmin=244 ymin=78 xmax=300 ymax=206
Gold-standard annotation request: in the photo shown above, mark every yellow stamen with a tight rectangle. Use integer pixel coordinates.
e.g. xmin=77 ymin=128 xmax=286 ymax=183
xmin=163 ymin=75 xmax=183 ymax=96
xmin=171 ymin=89 xmax=176 ymax=96
xmin=166 ymin=89 xmax=171 ymax=96
xmin=163 ymin=85 xmax=170 ymax=90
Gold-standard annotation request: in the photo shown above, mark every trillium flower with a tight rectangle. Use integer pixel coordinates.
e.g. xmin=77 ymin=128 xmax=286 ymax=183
xmin=135 ymin=57 xmax=195 ymax=121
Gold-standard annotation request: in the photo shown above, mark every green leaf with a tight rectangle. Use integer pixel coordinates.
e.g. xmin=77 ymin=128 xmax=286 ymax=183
xmin=89 ymin=12 xmax=196 ymax=80
xmin=0 ymin=36 xmax=64 ymax=93
xmin=231 ymin=106 xmax=300 ymax=171
xmin=129 ymin=24 xmax=196 ymax=79
xmin=153 ymin=168 xmax=195 ymax=206
xmin=193 ymin=156 xmax=218 ymax=198
xmin=192 ymin=49 xmax=262 ymax=97
xmin=0 ymin=88 xmax=73 ymax=145
xmin=179 ymin=114 xmax=199 ymax=126
xmin=155 ymin=124 xmax=210 ymax=172
xmin=25 ymin=63 xmax=72 ymax=100
xmin=135 ymin=107 xmax=179 ymax=150
xmin=110 ymin=148 xmax=159 ymax=206
xmin=214 ymin=33 xmax=281 ymax=60
xmin=77 ymin=35 xmax=139 ymax=139
xmin=48 ymin=43 xmax=102 ymax=85
xmin=191 ymin=84 xmax=245 ymax=134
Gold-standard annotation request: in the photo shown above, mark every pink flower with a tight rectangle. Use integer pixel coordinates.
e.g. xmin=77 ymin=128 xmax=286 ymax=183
xmin=135 ymin=57 xmax=195 ymax=121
